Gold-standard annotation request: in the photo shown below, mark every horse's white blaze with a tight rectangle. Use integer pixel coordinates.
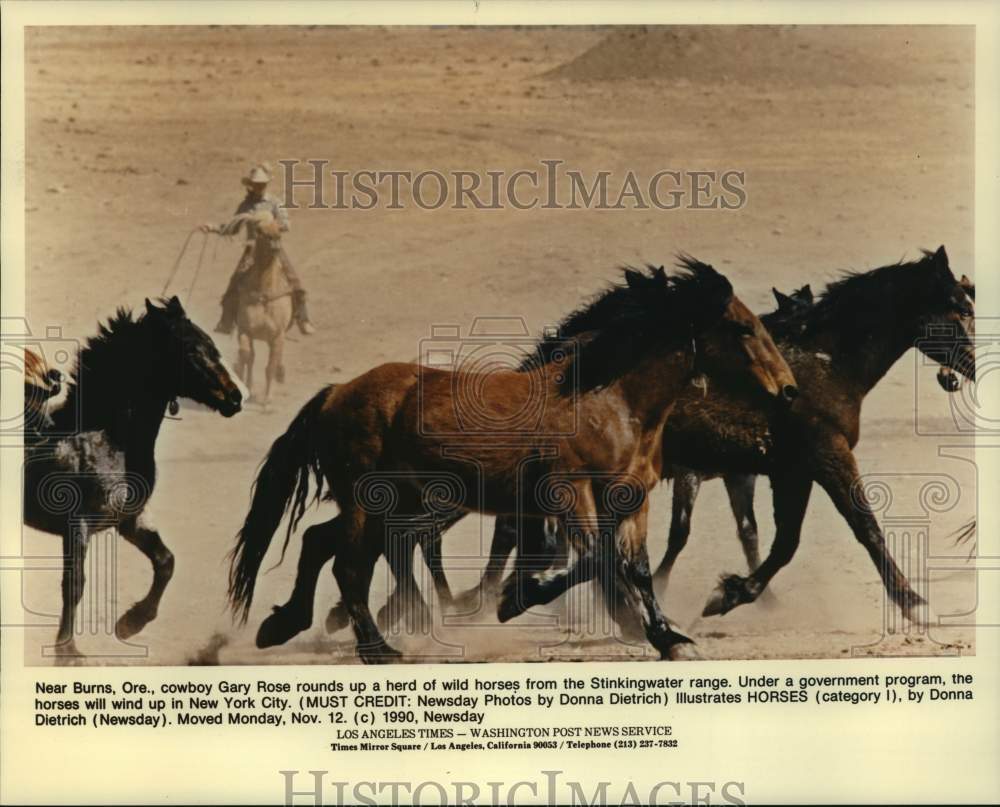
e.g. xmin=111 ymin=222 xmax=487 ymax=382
xmin=222 ymin=356 xmax=251 ymax=400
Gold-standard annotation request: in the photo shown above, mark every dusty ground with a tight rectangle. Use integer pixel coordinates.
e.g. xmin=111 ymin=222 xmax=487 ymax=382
xmin=19 ymin=25 xmax=977 ymax=665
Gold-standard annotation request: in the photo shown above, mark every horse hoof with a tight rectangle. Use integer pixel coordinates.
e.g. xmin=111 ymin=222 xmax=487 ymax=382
xmin=496 ymin=589 xmax=526 ymax=623
xmin=666 ymin=641 xmax=701 ymax=661
xmin=902 ymin=599 xmax=938 ymax=629
xmin=702 ymin=574 xmax=750 ymax=617
xmin=325 ymin=605 xmax=351 ymax=634
xmin=256 ymin=607 xmax=309 ymax=648
xmin=358 ymin=642 xmax=402 ymax=665
xmin=52 ymin=640 xmax=84 ymax=664
xmin=115 ymin=608 xmax=153 ymax=641
xmin=701 ymin=589 xmax=728 ymax=617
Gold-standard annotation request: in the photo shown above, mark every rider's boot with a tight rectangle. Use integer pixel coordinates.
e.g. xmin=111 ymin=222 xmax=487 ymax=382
xmin=292 ymin=289 xmax=316 ymax=335
xmin=214 ymin=288 xmax=238 ymax=335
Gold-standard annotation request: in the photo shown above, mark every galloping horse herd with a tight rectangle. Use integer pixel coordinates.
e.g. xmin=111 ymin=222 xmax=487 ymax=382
xmin=22 ymin=247 xmax=976 ymax=663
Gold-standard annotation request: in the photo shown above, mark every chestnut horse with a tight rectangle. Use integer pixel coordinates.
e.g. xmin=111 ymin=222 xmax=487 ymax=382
xmin=228 ymin=260 xmax=796 ymax=662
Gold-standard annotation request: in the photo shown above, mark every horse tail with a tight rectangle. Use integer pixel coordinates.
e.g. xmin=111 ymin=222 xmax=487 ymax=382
xmin=228 ymin=384 xmax=335 ymax=622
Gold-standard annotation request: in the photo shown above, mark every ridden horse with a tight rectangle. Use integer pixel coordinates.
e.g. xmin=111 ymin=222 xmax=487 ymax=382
xmin=234 ymin=213 xmax=294 ymax=406
xmin=23 ymin=297 xmax=243 ymax=659
xmin=499 ymin=247 xmax=973 ymax=630
xmin=228 ymin=260 xmax=796 ymax=663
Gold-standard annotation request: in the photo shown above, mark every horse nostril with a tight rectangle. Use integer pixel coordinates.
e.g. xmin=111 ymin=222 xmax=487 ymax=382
xmin=228 ymin=388 xmax=243 ymax=405
xmin=782 ymin=384 xmax=798 ymax=402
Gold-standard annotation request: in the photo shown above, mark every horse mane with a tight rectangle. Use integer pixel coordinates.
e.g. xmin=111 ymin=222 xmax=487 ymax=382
xmin=538 ymin=256 xmax=733 ymax=395
xmin=49 ymin=306 xmax=152 ymax=432
xmin=766 ymin=250 xmax=952 ymax=345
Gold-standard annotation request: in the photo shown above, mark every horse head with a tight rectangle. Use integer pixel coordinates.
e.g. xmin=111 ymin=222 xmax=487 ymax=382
xmin=144 ymin=296 xmax=243 ymax=416
xmin=912 ymin=246 xmax=975 ymax=387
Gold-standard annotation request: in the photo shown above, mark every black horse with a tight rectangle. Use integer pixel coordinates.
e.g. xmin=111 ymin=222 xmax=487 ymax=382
xmin=24 ymin=297 xmax=243 ymax=659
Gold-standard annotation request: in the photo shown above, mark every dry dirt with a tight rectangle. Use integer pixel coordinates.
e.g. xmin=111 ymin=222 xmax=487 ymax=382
xmin=20 ymin=25 xmax=977 ymax=665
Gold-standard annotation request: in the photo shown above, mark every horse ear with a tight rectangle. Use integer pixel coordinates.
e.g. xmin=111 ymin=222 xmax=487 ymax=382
xmin=166 ymin=295 xmax=184 ymax=315
xmin=623 ymin=268 xmax=645 ymax=289
xmin=145 ymin=298 xmax=159 ymax=316
xmin=799 ymin=284 xmax=813 ymax=304
xmin=772 ymin=287 xmax=792 ymax=310
xmin=933 ymin=245 xmax=948 ymax=266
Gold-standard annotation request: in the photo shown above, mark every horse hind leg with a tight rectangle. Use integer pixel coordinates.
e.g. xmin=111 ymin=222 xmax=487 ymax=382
xmin=652 ymin=470 xmax=701 ymax=592
xmin=116 ymin=518 xmax=175 ymax=640
xmin=377 ymin=530 xmax=431 ymax=635
xmin=453 ymin=513 xmax=518 ymax=613
xmin=612 ymin=509 xmax=696 ymax=660
xmin=723 ymin=474 xmax=777 ymax=606
xmin=54 ymin=525 xmax=91 ymax=662
xmin=333 ymin=512 xmax=401 ymax=663
xmin=257 ymin=515 xmax=343 ymax=648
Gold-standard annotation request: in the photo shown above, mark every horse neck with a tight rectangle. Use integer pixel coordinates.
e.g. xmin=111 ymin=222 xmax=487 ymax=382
xmin=54 ymin=352 xmax=171 ymax=482
xmin=251 ymin=241 xmax=283 ymax=288
xmin=801 ymin=308 xmax=919 ymax=395
xmin=613 ymin=349 xmax=693 ymax=429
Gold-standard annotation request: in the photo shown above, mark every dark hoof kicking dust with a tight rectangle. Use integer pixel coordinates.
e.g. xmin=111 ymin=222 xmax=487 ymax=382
xmin=358 ymin=641 xmax=403 ymax=665
xmin=256 ymin=606 xmax=310 ymax=649
xmin=325 ymin=604 xmax=350 ymax=634
xmin=702 ymin=574 xmax=756 ymax=617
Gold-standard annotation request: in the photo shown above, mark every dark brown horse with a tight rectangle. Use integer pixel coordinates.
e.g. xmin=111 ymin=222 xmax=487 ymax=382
xmin=228 ymin=260 xmax=796 ymax=662
xmin=654 ymin=272 xmax=975 ymax=600
xmin=24 ymin=298 xmax=243 ymax=659
xmin=498 ymin=247 xmax=974 ymax=630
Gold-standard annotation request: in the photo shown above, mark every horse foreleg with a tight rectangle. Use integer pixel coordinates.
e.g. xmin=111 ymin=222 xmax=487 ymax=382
xmin=611 ymin=507 xmax=695 ymax=660
xmin=497 ymin=485 xmax=598 ymax=623
xmin=453 ymin=513 xmax=518 ymax=612
xmin=257 ymin=516 xmax=342 ymax=648
xmin=812 ymin=438 xmax=932 ymax=626
xmin=116 ymin=517 xmax=175 ymax=640
xmin=703 ymin=469 xmax=811 ymax=617
xmin=263 ymin=333 xmax=284 ymax=407
xmin=54 ymin=524 xmax=90 ymax=660
xmin=722 ymin=473 xmax=776 ymax=605
xmin=652 ymin=469 xmax=701 ymax=591
xmin=237 ymin=333 xmax=255 ymax=401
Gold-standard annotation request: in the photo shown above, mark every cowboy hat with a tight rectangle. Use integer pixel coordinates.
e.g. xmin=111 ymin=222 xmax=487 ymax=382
xmin=241 ymin=164 xmax=272 ymax=186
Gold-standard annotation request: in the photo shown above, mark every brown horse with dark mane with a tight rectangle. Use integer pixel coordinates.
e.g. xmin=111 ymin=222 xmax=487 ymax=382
xmin=486 ymin=246 xmax=973 ymax=633
xmin=228 ymin=259 xmax=796 ymax=662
